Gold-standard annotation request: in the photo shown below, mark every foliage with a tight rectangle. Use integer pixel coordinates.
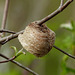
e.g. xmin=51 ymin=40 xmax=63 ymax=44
xmin=60 ymin=21 xmax=75 ymax=75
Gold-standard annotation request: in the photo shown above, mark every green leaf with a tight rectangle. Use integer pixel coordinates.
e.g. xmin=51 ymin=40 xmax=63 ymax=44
xmin=66 ymin=67 xmax=75 ymax=73
xmin=60 ymin=55 xmax=69 ymax=75
xmin=11 ymin=46 xmax=18 ymax=55
xmin=62 ymin=36 xmax=72 ymax=52
xmin=71 ymin=21 xmax=75 ymax=32
xmin=11 ymin=46 xmax=25 ymax=57
xmin=16 ymin=48 xmax=26 ymax=57
xmin=60 ymin=22 xmax=73 ymax=31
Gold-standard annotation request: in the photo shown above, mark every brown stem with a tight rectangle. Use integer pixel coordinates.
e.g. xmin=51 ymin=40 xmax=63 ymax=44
xmin=53 ymin=45 xmax=75 ymax=59
xmin=1 ymin=0 xmax=10 ymax=36
xmin=0 ymin=53 xmax=38 ymax=75
xmin=0 ymin=56 xmax=16 ymax=63
xmin=1 ymin=0 xmax=10 ymax=29
xmin=0 ymin=29 xmax=16 ymax=34
xmin=0 ymin=0 xmax=73 ymax=45
xmin=0 ymin=30 xmax=24 ymax=44
xmin=37 ymin=0 xmax=73 ymax=25
xmin=59 ymin=0 xmax=64 ymax=8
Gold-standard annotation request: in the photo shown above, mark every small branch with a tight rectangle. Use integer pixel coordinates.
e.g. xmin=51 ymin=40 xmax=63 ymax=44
xmin=37 ymin=0 xmax=73 ymax=25
xmin=53 ymin=45 xmax=75 ymax=59
xmin=0 ymin=30 xmax=24 ymax=44
xmin=1 ymin=0 xmax=10 ymax=29
xmin=0 ymin=56 xmax=16 ymax=63
xmin=0 ymin=29 xmax=16 ymax=34
xmin=0 ymin=48 xmax=25 ymax=63
xmin=0 ymin=0 xmax=73 ymax=44
xmin=59 ymin=0 xmax=64 ymax=8
xmin=1 ymin=0 xmax=10 ymax=37
xmin=0 ymin=53 xmax=38 ymax=75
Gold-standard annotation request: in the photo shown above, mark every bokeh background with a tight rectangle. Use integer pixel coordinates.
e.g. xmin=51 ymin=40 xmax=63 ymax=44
xmin=0 ymin=0 xmax=75 ymax=75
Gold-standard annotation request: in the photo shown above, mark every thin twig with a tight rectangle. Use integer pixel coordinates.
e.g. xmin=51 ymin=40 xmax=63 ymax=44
xmin=0 ymin=56 xmax=16 ymax=63
xmin=1 ymin=0 xmax=10 ymax=29
xmin=0 ymin=53 xmax=38 ymax=75
xmin=0 ymin=0 xmax=73 ymax=44
xmin=1 ymin=0 xmax=10 ymax=36
xmin=0 ymin=29 xmax=16 ymax=34
xmin=0 ymin=30 xmax=24 ymax=44
xmin=37 ymin=0 xmax=73 ymax=25
xmin=59 ymin=0 xmax=64 ymax=8
xmin=53 ymin=45 xmax=75 ymax=59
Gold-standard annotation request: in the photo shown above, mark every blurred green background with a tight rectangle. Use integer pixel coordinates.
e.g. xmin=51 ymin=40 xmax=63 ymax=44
xmin=0 ymin=0 xmax=75 ymax=75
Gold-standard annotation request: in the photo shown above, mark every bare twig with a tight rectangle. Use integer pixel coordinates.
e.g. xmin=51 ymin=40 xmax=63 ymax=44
xmin=0 ymin=29 xmax=16 ymax=34
xmin=1 ymin=0 xmax=10 ymax=36
xmin=0 ymin=30 xmax=24 ymax=44
xmin=53 ymin=45 xmax=75 ymax=59
xmin=37 ymin=0 xmax=73 ymax=25
xmin=59 ymin=0 xmax=64 ymax=8
xmin=0 ymin=48 xmax=25 ymax=63
xmin=0 ymin=56 xmax=16 ymax=63
xmin=0 ymin=0 xmax=73 ymax=44
xmin=1 ymin=0 xmax=10 ymax=29
xmin=0 ymin=53 xmax=38 ymax=75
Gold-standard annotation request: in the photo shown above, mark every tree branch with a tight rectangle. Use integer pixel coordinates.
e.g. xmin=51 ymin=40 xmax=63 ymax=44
xmin=0 ymin=30 xmax=24 ymax=44
xmin=53 ymin=45 xmax=75 ymax=59
xmin=1 ymin=0 xmax=10 ymax=30
xmin=37 ymin=0 xmax=73 ymax=25
xmin=0 ymin=56 xmax=16 ymax=63
xmin=0 ymin=29 xmax=16 ymax=34
xmin=59 ymin=0 xmax=64 ymax=8
xmin=0 ymin=53 xmax=38 ymax=75
xmin=0 ymin=0 xmax=73 ymax=44
xmin=0 ymin=0 xmax=10 ymax=37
